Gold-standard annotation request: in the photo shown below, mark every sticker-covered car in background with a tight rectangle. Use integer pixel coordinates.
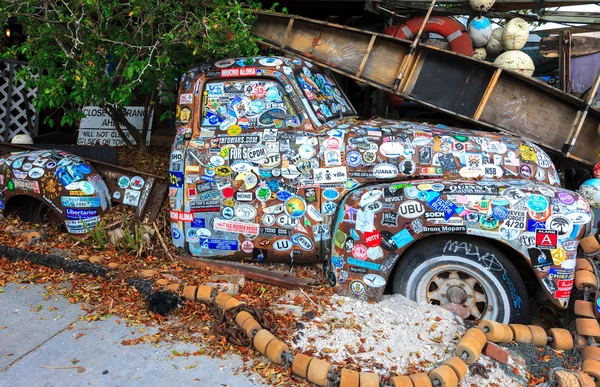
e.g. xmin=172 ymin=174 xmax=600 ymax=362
xmin=168 ymin=56 xmax=592 ymax=324
xmin=0 ymin=146 xmax=168 ymax=233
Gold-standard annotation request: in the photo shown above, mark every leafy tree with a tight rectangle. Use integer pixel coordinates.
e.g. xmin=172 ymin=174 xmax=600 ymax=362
xmin=1 ymin=0 xmax=261 ymax=150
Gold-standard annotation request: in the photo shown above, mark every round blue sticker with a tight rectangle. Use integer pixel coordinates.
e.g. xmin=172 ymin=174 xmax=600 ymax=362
xmin=528 ymin=194 xmax=549 ymax=212
xmin=276 ymin=191 xmax=292 ymax=201
xmin=172 ymin=228 xmax=181 ymax=240
xmin=346 ymin=151 xmax=363 ymax=168
xmin=331 ymin=256 xmax=344 ymax=268
xmin=78 ymin=164 xmax=92 ymax=174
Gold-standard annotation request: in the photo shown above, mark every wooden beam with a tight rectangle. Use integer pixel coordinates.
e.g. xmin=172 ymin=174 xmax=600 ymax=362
xmin=356 ymin=35 xmax=377 ymax=78
xmin=280 ymin=18 xmax=295 ymax=49
xmin=473 ymin=68 xmax=502 ymax=120
xmin=175 ymin=254 xmax=318 ymax=289
xmin=540 ymin=35 xmax=600 ymax=58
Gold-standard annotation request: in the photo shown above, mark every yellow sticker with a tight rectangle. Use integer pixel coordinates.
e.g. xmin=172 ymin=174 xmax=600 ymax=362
xmin=519 ymin=144 xmax=537 ymax=162
xmin=551 ymin=248 xmax=566 ymax=265
xmin=227 ymin=124 xmax=242 ymax=136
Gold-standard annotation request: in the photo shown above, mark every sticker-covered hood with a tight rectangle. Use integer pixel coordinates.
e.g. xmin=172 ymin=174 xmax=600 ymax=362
xmin=319 ymin=118 xmax=560 ymax=187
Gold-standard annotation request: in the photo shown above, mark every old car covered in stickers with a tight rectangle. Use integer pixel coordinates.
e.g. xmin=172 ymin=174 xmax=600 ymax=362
xmin=169 ymin=56 xmax=593 ymax=324
xmin=0 ymin=146 xmax=168 ymax=234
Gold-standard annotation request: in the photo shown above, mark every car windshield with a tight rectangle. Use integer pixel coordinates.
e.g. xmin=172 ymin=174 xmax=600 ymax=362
xmin=200 ymin=79 xmax=301 ymax=130
xmin=295 ymin=66 xmax=355 ymax=123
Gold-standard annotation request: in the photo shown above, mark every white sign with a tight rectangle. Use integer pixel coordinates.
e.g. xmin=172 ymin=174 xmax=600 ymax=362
xmin=77 ymin=106 xmax=153 ymax=147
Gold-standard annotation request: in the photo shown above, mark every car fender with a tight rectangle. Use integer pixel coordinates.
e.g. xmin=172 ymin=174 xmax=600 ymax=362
xmin=0 ymin=149 xmax=110 ymax=234
xmin=328 ymin=179 xmax=590 ymax=309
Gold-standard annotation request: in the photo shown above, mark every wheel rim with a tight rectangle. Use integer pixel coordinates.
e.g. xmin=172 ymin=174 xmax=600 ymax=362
xmin=412 ymin=258 xmax=502 ymax=321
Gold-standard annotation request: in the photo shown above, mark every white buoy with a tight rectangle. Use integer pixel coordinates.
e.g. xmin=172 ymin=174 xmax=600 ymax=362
xmin=11 ymin=134 xmax=33 ymax=144
xmin=468 ymin=16 xmax=492 ymax=48
xmin=469 ymin=0 xmax=496 ymax=11
xmin=486 ymin=27 xmax=504 ymax=55
xmin=493 ymin=51 xmax=535 ymax=76
xmin=472 ymin=47 xmax=487 ymax=60
xmin=503 ymin=18 xmax=529 ymax=50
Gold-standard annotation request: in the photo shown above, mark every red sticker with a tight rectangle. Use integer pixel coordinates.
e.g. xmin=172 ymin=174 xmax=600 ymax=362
xmin=557 ymin=279 xmax=574 ymax=288
xmin=352 ymin=244 xmax=368 ymax=260
xmin=536 ymin=230 xmax=557 ymax=248
xmin=222 ymin=187 xmax=234 ymax=198
xmin=554 ymin=287 xmax=572 ymax=299
xmin=220 ymin=67 xmax=257 ymax=78
xmin=241 ymin=240 xmax=254 ymax=254
xmin=170 ymin=211 xmax=193 ymax=222
xmin=363 ymin=231 xmax=381 ymax=247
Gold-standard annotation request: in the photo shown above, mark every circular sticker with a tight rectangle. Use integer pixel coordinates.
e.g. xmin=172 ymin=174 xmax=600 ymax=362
xmin=546 ymin=215 xmax=573 ymax=237
xmin=262 ymin=214 xmax=275 ymax=226
xmin=187 ymin=228 xmax=199 ymax=243
xmin=352 ymin=244 xmax=368 ymax=260
xmin=227 ymin=125 xmax=242 ymax=136
xmin=118 ymin=176 xmax=130 ymax=189
xmin=557 ymin=192 xmax=575 ymax=205
xmin=130 ymin=176 xmax=145 ymax=190
xmin=27 ymin=167 xmax=45 ymax=179
xmin=256 ymin=186 xmax=271 ymax=202
xmin=235 ymin=204 xmax=257 ymax=221
xmin=259 ymin=57 xmax=283 ymax=66
xmin=519 ymin=164 xmax=533 ymax=179
xmin=221 ymin=207 xmax=234 ymax=219
xmin=80 ymin=181 xmax=95 ymax=195
xmin=528 ymin=194 xmax=549 ymax=212
xmin=216 ymin=166 xmax=232 ymax=177
xmin=346 ymin=151 xmax=363 ymax=168
xmin=78 ymin=164 xmax=92 ymax=174
xmin=350 ymin=280 xmax=366 ymax=296
xmin=210 ymin=156 xmax=225 ymax=167
xmin=298 ymin=144 xmax=315 ymax=160
xmin=284 ymin=195 xmax=307 ymax=218
xmin=241 ymin=240 xmax=254 ymax=253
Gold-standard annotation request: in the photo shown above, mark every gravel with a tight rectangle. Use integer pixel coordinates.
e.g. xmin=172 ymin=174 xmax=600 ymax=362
xmin=293 ymin=293 xmax=528 ymax=386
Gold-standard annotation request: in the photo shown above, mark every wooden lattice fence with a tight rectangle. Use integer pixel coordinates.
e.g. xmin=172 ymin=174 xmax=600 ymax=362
xmin=0 ymin=59 xmax=38 ymax=142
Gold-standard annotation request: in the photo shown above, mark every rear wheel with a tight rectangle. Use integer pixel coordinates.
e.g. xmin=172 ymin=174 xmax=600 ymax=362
xmin=392 ymin=236 xmax=529 ymax=324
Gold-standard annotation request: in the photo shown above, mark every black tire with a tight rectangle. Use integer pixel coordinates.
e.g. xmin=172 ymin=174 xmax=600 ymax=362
xmin=392 ymin=235 xmax=529 ymax=324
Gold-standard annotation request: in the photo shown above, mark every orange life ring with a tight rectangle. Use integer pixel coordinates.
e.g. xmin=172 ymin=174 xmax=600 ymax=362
xmin=384 ymin=16 xmax=474 ymax=108
xmin=385 ymin=16 xmax=473 ymax=55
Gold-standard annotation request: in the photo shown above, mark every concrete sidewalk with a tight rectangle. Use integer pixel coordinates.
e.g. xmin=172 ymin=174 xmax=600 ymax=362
xmin=0 ymin=283 xmax=267 ymax=387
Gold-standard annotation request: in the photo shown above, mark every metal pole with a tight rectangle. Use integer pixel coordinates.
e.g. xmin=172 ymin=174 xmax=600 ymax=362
xmin=391 ymin=0 xmax=437 ymax=91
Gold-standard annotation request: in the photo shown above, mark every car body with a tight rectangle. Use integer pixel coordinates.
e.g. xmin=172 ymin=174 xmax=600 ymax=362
xmin=165 ymin=56 xmax=591 ymax=320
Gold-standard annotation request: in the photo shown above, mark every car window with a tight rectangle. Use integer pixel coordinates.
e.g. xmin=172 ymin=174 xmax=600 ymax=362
xmin=295 ymin=66 xmax=355 ymax=123
xmin=200 ymin=79 xmax=301 ymax=130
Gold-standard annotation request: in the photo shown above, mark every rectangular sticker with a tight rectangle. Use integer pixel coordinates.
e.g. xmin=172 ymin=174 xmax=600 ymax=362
xmin=65 ymin=208 xmax=98 ymax=220
xmin=60 ymin=196 xmax=101 ymax=208
xmin=213 ymin=219 xmax=259 ymax=235
xmin=64 ymin=216 xmax=101 ymax=234
xmin=170 ymin=211 xmax=193 ymax=222
xmin=220 ymin=67 xmax=257 ymax=78
xmin=313 ymin=166 xmax=348 ymax=184
xmin=347 ymin=257 xmax=381 ymax=271
xmin=199 ymin=238 xmax=239 ymax=251
xmin=536 ymin=230 xmax=558 ymax=249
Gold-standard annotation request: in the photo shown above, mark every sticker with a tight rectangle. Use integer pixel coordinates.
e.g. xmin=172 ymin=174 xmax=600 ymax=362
xmin=346 ymin=151 xmax=363 ymax=167
xmin=391 ymin=229 xmax=414 ymax=249
xmin=347 ymin=257 xmax=381 ymax=271
xmin=313 ymin=167 xmax=348 ymax=184
xmin=397 ymin=200 xmax=425 ymax=219
xmin=130 ymin=176 xmax=144 ymax=190
xmin=123 ymin=189 xmax=141 ymax=206
xmin=220 ymin=67 xmax=257 ymax=77
xmin=350 ymin=280 xmax=366 ymax=296
xmin=213 ymin=219 xmax=259 ymax=235
xmin=519 ymin=164 xmax=533 ymax=178
xmin=169 ymin=171 xmax=183 ymax=188
xmin=528 ymin=248 xmax=553 ymax=268
xmin=284 ymin=195 xmax=307 ymax=218
xmin=65 ymin=208 xmax=98 ymax=220
xmin=235 ymin=204 xmax=257 ymax=221
xmin=363 ymin=274 xmax=386 ymax=288
xmin=179 ymin=107 xmax=191 ymax=125
xmin=352 ymin=244 xmax=368 ymax=260
xmin=322 ymin=189 xmax=340 ymax=201
xmin=60 ymin=196 xmax=100 ymax=208
xmin=198 ymin=238 xmax=239 ymax=251
xmin=373 ymin=164 xmax=399 ymax=179
xmin=363 ymin=231 xmax=381 ymax=247
xmin=273 ymin=239 xmax=293 ymax=251
xmin=504 ymin=210 xmax=526 ymax=230
xmin=292 ymin=234 xmax=315 ymax=251
xmin=28 ymin=167 xmax=45 ymax=179
xmin=528 ymin=194 xmax=549 ymax=212
xmin=379 ymin=142 xmax=404 ymax=157
xmin=557 ymin=192 xmax=575 ymax=205
xmin=536 ymin=229 xmax=558 ymax=249
xmin=546 ymin=215 xmax=573 ymax=237
xmin=64 ymin=216 xmax=101 ymax=234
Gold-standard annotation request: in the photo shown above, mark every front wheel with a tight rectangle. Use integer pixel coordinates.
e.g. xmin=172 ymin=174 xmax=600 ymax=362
xmin=392 ymin=236 xmax=529 ymax=324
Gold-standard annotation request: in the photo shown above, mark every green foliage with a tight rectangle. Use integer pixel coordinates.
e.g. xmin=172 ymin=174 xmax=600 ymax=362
xmin=120 ymin=223 xmax=145 ymax=257
xmin=76 ymin=216 xmax=109 ymax=249
xmin=1 ymin=0 xmax=261 ymax=148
